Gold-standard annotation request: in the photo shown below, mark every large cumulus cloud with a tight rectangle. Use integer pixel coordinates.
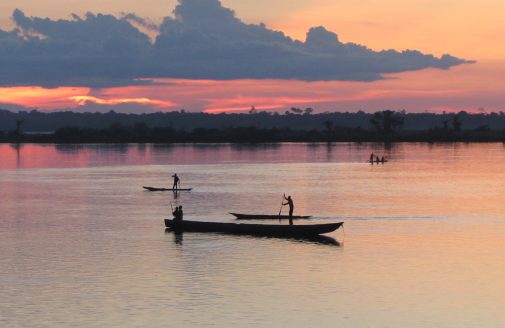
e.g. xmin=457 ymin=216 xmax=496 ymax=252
xmin=0 ymin=0 xmax=472 ymax=87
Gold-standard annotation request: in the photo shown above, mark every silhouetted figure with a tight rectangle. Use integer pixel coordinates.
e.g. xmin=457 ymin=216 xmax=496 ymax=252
xmin=172 ymin=206 xmax=180 ymax=221
xmin=172 ymin=205 xmax=183 ymax=222
xmin=178 ymin=205 xmax=183 ymax=221
xmin=381 ymin=156 xmax=386 ymax=163
xmin=375 ymin=155 xmax=380 ymax=163
xmin=172 ymin=173 xmax=180 ymax=190
xmin=283 ymin=195 xmax=294 ymax=225
xmin=369 ymin=153 xmax=374 ymax=162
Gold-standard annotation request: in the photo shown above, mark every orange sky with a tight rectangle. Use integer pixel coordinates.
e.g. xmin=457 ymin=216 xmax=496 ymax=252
xmin=2 ymin=0 xmax=504 ymax=59
xmin=2 ymin=60 xmax=504 ymax=113
xmin=0 ymin=0 xmax=504 ymax=113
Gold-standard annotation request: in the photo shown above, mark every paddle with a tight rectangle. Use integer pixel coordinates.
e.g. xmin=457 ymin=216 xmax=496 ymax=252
xmin=278 ymin=193 xmax=285 ymax=222
xmin=170 ymin=203 xmax=174 ymax=217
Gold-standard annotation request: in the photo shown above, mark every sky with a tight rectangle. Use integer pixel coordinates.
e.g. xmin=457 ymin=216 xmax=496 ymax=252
xmin=0 ymin=0 xmax=504 ymax=113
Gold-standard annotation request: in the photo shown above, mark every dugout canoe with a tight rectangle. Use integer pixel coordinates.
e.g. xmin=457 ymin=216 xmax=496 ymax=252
xmin=143 ymin=186 xmax=192 ymax=191
xmin=230 ymin=213 xmax=312 ymax=220
xmin=164 ymin=219 xmax=343 ymax=237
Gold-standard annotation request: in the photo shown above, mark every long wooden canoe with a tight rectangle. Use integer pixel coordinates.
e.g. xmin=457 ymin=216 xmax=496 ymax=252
xmin=230 ymin=213 xmax=311 ymax=220
xmin=143 ymin=186 xmax=192 ymax=191
xmin=164 ymin=219 xmax=343 ymax=237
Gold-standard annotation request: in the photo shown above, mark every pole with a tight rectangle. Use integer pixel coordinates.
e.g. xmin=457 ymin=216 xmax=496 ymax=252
xmin=278 ymin=193 xmax=285 ymax=221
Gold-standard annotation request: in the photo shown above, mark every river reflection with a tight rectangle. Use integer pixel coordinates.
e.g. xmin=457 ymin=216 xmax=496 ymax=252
xmin=2 ymin=143 xmax=505 ymax=327
xmin=0 ymin=142 xmax=405 ymax=169
xmin=164 ymin=228 xmax=341 ymax=247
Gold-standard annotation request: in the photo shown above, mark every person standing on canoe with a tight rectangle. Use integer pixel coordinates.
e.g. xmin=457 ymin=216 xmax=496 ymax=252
xmin=283 ymin=195 xmax=294 ymax=225
xmin=172 ymin=173 xmax=180 ymax=190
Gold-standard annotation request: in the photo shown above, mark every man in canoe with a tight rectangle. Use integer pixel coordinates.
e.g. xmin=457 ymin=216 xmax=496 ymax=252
xmin=172 ymin=173 xmax=180 ymax=190
xmin=282 ymin=195 xmax=294 ymax=225
xmin=173 ymin=205 xmax=183 ymax=222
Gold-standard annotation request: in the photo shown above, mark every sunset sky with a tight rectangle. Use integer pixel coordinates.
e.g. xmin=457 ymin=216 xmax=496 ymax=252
xmin=1 ymin=0 xmax=504 ymax=113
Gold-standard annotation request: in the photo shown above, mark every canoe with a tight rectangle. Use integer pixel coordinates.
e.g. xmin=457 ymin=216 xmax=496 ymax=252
xmin=164 ymin=219 xmax=343 ymax=237
xmin=143 ymin=186 xmax=192 ymax=191
xmin=230 ymin=213 xmax=311 ymax=220
xmin=368 ymin=160 xmax=388 ymax=163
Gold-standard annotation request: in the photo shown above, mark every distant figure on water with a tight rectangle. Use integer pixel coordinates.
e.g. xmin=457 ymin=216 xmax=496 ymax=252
xmin=173 ymin=205 xmax=183 ymax=222
xmin=369 ymin=153 xmax=374 ymax=162
xmin=381 ymin=156 xmax=386 ymax=163
xmin=283 ymin=195 xmax=295 ymax=225
xmin=375 ymin=155 xmax=380 ymax=163
xmin=172 ymin=173 xmax=180 ymax=190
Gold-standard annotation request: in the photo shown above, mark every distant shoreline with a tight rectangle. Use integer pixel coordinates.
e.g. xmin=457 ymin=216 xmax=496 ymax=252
xmin=2 ymin=126 xmax=505 ymax=144
xmin=3 ymin=109 xmax=505 ymax=143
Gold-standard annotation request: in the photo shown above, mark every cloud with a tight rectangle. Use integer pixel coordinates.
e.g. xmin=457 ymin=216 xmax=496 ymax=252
xmin=0 ymin=0 xmax=472 ymax=87
xmin=69 ymin=95 xmax=174 ymax=108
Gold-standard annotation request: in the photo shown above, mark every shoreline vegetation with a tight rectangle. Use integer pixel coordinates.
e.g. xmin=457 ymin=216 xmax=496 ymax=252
xmin=2 ymin=109 xmax=505 ymax=143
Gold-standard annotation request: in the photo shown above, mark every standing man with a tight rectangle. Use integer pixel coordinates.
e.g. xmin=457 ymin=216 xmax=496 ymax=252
xmin=172 ymin=173 xmax=180 ymax=190
xmin=283 ymin=195 xmax=294 ymax=225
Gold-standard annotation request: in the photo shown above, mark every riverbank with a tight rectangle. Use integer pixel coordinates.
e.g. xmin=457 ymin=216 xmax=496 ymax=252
xmin=2 ymin=125 xmax=505 ymax=143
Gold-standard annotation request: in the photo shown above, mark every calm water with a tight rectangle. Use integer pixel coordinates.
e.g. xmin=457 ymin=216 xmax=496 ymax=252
xmin=1 ymin=143 xmax=505 ymax=327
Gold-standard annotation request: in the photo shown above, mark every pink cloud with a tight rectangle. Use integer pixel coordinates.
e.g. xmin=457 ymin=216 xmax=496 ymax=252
xmin=69 ymin=95 xmax=174 ymax=107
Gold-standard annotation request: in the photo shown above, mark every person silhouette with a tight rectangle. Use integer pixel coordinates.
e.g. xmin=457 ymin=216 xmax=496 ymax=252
xmin=172 ymin=206 xmax=180 ymax=222
xmin=283 ymin=195 xmax=294 ymax=225
xmin=172 ymin=173 xmax=180 ymax=190
xmin=178 ymin=205 xmax=183 ymax=221
xmin=172 ymin=205 xmax=183 ymax=222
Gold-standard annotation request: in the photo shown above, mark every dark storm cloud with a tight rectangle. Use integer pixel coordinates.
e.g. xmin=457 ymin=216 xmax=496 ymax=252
xmin=0 ymin=0 xmax=472 ymax=87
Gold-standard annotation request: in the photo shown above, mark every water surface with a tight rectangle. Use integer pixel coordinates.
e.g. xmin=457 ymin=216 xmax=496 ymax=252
xmin=1 ymin=143 xmax=505 ymax=327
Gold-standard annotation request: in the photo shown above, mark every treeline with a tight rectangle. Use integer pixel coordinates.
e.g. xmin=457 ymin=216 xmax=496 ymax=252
xmin=3 ymin=109 xmax=505 ymax=143
xmin=3 ymin=122 xmax=505 ymax=143
xmin=3 ymin=108 xmax=505 ymax=133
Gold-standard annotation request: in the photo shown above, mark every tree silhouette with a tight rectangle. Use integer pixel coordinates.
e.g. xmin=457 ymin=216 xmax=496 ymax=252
xmin=290 ymin=107 xmax=303 ymax=114
xmin=15 ymin=119 xmax=24 ymax=136
xmin=370 ymin=110 xmax=404 ymax=134
xmin=452 ymin=113 xmax=463 ymax=131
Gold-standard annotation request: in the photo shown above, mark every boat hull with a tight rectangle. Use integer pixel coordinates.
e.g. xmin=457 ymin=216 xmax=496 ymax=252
xmin=143 ymin=186 xmax=192 ymax=191
xmin=164 ymin=219 xmax=343 ymax=237
xmin=230 ymin=213 xmax=311 ymax=220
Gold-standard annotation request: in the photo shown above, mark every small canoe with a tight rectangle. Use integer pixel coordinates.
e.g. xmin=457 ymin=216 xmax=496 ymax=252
xmin=164 ymin=219 xmax=343 ymax=237
xmin=368 ymin=160 xmax=388 ymax=163
xmin=143 ymin=186 xmax=192 ymax=191
xmin=230 ymin=213 xmax=311 ymax=220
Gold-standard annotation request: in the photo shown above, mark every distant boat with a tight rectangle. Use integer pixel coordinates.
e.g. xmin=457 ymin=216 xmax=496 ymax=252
xmin=143 ymin=186 xmax=192 ymax=191
xmin=368 ymin=160 xmax=388 ymax=163
xmin=164 ymin=219 xmax=343 ymax=237
xmin=230 ymin=213 xmax=311 ymax=220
